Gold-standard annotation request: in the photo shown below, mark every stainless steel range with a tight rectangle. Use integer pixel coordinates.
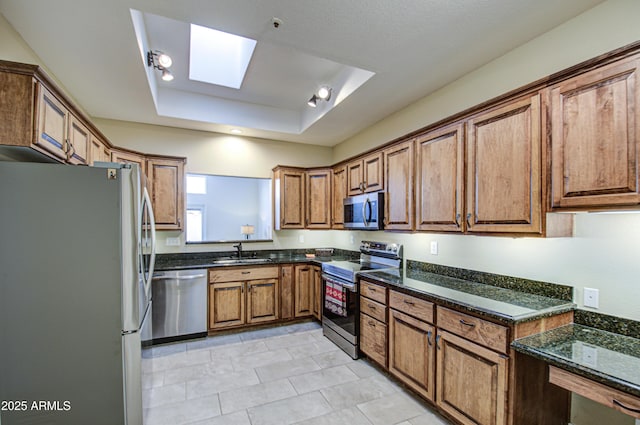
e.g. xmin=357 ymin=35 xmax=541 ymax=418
xmin=321 ymin=241 xmax=403 ymax=359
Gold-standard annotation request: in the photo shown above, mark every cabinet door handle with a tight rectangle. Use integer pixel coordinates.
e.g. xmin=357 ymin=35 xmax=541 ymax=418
xmin=427 ymin=330 xmax=432 ymax=346
xmin=459 ymin=319 xmax=476 ymax=328
xmin=435 ymin=334 xmax=441 ymax=350
xmin=241 ymin=271 xmax=251 ymax=275
xmin=612 ymin=399 xmax=640 ymax=414
xmin=404 ymin=300 xmax=415 ymax=306
xmin=455 ymin=213 xmax=461 ymax=227
xmin=466 ymin=213 xmax=472 ymax=228
xmin=368 ymin=287 xmax=376 ymax=292
xmin=368 ymin=303 xmax=376 ymax=309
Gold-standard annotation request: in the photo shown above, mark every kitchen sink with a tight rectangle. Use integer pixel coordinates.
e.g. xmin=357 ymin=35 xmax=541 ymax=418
xmin=212 ymin=257 xmax=274 ymax=265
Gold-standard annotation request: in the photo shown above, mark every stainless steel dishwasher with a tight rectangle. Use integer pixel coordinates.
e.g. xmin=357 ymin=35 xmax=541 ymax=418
xmin=152 ymin=269 xmax=208 ymax=343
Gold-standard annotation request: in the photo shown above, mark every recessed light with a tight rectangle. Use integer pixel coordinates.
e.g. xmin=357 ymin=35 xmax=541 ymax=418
xmin=230 ymin=129 xmax=242 ymax=134
xmin=317 ymin=86 xmax=331 ymax=100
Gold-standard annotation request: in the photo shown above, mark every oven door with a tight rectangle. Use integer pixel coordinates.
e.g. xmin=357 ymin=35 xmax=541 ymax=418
xmin=322 ymin=273 xmax=359 ymax=358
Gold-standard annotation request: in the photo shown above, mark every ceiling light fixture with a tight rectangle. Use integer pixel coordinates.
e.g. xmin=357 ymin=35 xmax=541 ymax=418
xmin=230 ymin=128 xmax=243 ymax=134
xmin=307 ymin=95 xmax=318 ymax=108
xmin=317 ymin=86 xmax=332 ymax=101
xmin=147 ymin=50 xmax=174 ymax=82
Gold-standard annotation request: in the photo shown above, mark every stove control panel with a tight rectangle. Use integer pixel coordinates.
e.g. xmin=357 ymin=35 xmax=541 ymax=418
xmin=360 ymin=241 xmax=402 ymax=258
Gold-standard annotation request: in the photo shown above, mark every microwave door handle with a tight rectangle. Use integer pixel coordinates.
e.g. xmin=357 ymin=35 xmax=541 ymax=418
xmin=364 ymin=198 xmax=372 ymax=227
xmin=362 ymin=199 xmax=368 ymax=227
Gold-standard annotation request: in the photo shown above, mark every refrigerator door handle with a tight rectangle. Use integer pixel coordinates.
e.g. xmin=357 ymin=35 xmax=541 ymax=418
xmin=141 ymin=186 xmax=156 ymax=300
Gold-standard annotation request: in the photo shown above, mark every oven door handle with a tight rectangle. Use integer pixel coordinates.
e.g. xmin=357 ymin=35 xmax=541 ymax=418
xmin=322 ymin=274 xmax=357 ymax=292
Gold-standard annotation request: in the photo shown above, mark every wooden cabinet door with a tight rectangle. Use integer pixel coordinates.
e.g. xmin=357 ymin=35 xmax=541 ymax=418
xmin=89 ymin=135 xmax=110 ymax=165
xmin=416 ymin=123 xmax=465 ymax=232
xmin=274 ymin=168 xmax=305 ymax=229
xmin=363 ymin=151 xmax=384 ymax=193
xmin=389 ymin=309 xmax=436 ymax=402
xmin=436 ymin=330 xmax=508 ymax=425
xmin=280 ymin=265 xmax=294 ymax=320
xmin=294 ymin=265 xmax=313 ymax=317
xmin=147 ymin=157 xmax=185 ymax=230
xmin=312 ymin=266 xmax=322 ymax=320
xmin=332 ymin=165 xmax=347 ymax=228
xmin=111 ymin=149 xmax=146 ymax=176
xmin=306 ymin=168 xmax=331 ymax=229
xmin=360 ymin=312 xmax=387 ymax=367
xmin=36 ymin=85 xmax=68 ymax=161
xmin=549 ymin=54 xmax=640 ymax=209
xmin=466 ymin=94 xmax=542 ymax=234
xmin=209 ymin=281 xmax=245 ymax=329
xmin=347 ymin=151 xmax=384 ymax=195
xmin=384 ymin=140 xmax=414 ymax=230
xmin=67 ymin=115 xmax=89 ymax=165
xmin=247 ymin=278 xmax=279 ymax=324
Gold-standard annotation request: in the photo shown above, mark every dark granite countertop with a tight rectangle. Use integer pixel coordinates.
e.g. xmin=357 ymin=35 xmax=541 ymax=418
xmin=153 ymin=249 xmax=358 ymax=271
xmin=512 ymin=324 xmax=640 ymax=398
xmin=359 ymin=267 xmax=575 ymax=324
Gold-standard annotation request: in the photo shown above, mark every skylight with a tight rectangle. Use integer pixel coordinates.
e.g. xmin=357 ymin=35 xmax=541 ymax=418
xmin=189 ymin=24 xmax=257 ymax=89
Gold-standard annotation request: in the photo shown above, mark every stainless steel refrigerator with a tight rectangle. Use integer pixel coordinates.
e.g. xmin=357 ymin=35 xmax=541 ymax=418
xmin=0 ymin=161 xmax=156 ymax=425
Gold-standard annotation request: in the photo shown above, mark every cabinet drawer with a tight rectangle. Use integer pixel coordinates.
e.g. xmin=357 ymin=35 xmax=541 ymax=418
xmin=360 ymin=297 xmax=387 ymax=323
xmin=549 ymin=366 xmax=640 ymax=420
xmin=389 ymin=290 xmax=434 ymax=324
xmin=209 ymin=266 xmax=279 ymax=283
xmin=361 ymin=280 xmax=386 ymax=303
xmin=360 ymin=313 xmax=387 ymax=367
xmin=437 ymin=307 xmax=508 ymax=354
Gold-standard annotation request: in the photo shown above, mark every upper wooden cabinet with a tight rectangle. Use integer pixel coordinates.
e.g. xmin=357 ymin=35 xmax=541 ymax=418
xmin=36 ymin=85 xmax=69 ymax=161
xmin=305 ymin=168 xmax=332 ymax=229
xmin=347 ymin=151 xmax=384 ymax=195
xmin=67 ymin=115 xmax=90 ymax=165
xmin=415 ymin=123 xmax=465 ymax=232
xmin=466 ymin=94 xmax=542 ymax=235
xmin=111 ymin=149 xmax=146 ymax=175
xmin=384 ymin=140 xmax=414 ymax=230
xmin=89 ymin=135 xmax=111 ymax=165
xmin=331 ymin=164 xmax=348 ymax=229
xmin=147 ymin=156 xmax=185 ymax=231
xmin=548 ymin=53 xmax=640 ymax=210
xmin=273 ymin=166 xmax=305 ymax=229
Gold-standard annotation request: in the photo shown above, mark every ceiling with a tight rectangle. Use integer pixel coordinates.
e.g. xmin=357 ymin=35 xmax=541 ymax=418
xmin=0 ymin=0 xmax=604 ymax=147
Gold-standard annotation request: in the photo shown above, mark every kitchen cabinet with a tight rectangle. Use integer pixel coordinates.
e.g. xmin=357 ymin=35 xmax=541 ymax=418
xmin=347 ymin=151 xmax=384 ymax=195
xmin=548 ymin=53 xmax=640 ymax=210
xmin=89 ymin=135 xmax=111 ymax=165
xmin=388 ymin=291 xmax=436 ymax=401
xmin=208 ymin=266 xmax=279 ymax=330
xmin=359 ymin=280 xmax=388 ymax=367
xmin=415 ymin=122 xmax=465 ymax=232
xmin=280 ymin=265 xmax=294 ymax=320
xmin=436 ymin=330 xmax=508 ymax=425
xmin=273 ymin=166 xmax=305 ymax=229
xmin=147 ymin=156 xmax=185 ymax=231
xmin=294 ymin=264 xmax=313 ymax=317
xmin=66 ymin=114 xmax=90 ymax=165
xmin=466 ymin=94 xmax=542 ymax=235
xmin=111 ymin=148 xmax=147 ymax=176
xmin=36 ymin=85 xmax=70 ymax=161
xmin=312 ymin=266 xmax=322 ymax=320
xmin=306 ymin=168 xmax=332 ymax=229
xmin=384 ymin=140 xmax=414 ymax=230
xmin=331 ymin=164 xmax=348 ymax=229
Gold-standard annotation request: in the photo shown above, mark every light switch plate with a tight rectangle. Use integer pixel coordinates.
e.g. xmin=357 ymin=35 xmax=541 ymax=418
xmin=165 ymin=237 xmax=180 ymax=246
xmin=298 ymin=234 xmax=304 ymax=243
xmin=430 ymin=241 xmax=438 ymax=255
xmin=584 ymin=288 xmax=599 ymax=308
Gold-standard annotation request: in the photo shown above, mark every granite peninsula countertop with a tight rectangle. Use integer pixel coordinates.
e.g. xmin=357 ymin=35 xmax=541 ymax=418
xmin=359 ymin=267 xmax=575 ymax=324
xmin=512 ymin=324 xmax=640 ymax=398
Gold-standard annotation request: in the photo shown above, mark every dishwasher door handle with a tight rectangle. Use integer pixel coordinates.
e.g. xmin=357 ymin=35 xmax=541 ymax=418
xmin=153 ymin=274 xmax=206 ymax=281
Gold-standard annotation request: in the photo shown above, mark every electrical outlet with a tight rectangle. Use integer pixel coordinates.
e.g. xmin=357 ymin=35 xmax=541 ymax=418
xmin=584 ymin=288 xmax=599 ymax=308
xmin=349 ymin=234 xmax=354 ymax=244
xmin=430 ymin=241 xmax=438 ymax=255
xmin=298 ymin=234 xmax=304 ymax=243
xmin=165 ymin=237 xmax=180 ymax=246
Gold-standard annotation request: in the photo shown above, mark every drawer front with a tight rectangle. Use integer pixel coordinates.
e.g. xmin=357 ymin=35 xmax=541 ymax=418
xmin=361 ymin=280 xmax=387 ymax=304
xmin=360 ymin=313 xmax=387 ymax=367
xmin=549 ymin=366 xmax=640 ymax=420
xmin=389 ymin=290 xmax=434 ymax=324
xmin=437 ymin=307 xmax=509 ymax=354
xmin=209 ymin=266 xmax=279 ymax=283
xmin=360 ymin=296 xmax=387 ymax=323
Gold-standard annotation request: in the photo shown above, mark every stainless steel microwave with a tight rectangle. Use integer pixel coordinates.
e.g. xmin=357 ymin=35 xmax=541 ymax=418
xmin=343 ymin=192 xmax=384 ymax=230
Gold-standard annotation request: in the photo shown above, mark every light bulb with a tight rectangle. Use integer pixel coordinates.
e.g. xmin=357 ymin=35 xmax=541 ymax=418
xmin=161 ymin=69 xmax=174 ymax=81
xmin=157 ymin=53 xmax=172 ymax=68
xmin=317 ymin=86 xmax=331 ymax=100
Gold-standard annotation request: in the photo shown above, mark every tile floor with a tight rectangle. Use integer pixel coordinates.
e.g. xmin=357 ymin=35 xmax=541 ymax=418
xmin=142 ymin=321 xmax=452 ymax=425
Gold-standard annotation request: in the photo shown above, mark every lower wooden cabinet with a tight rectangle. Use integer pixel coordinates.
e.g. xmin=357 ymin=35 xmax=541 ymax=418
xmin=389 ymin=308 xmax=436 ymax=402
xmin=360 ymin=280 xmax=388 ymax=367
xmin=436 ymin=330 xmax=508 ymax=425
xmin=209 ymin=266 xmax=279 ymax=330
xmin=294 ymin=265 xmax=314 ymax=317
xmin=312 ymin=266 xmax=322 ymax=320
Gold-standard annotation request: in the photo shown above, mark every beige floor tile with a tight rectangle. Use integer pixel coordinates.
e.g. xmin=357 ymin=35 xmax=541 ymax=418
xmin=289 ymin=365 xmax=359 ymax=394
xmin=264 ymin=331 xmax=321 ymax=350
xmin=311 ymin=348 xmax=355 ymax=369
xmin=357 ymin=392 xmax=429 ymax=425
xmin=293 ymin=406 xmax=373 ymax=425
xmin=185 ymin=410 xmax=251 ymax=425
xmin=287 ymin=338 xmax=340 ymax=359
xmin=143 ymin=394 xmax=221 ymax=425
xmin=319 ymin=375 xmax=398 ymax=410
xmin=163 ymin=358 xmax=234 ymax=385
xmin=247 ymin=391 xmax=333 ymax=425
xmin=209 ymin=340 xmax=269 ymax=361
xmin=142 ymin=382 xmax=186 ymax=408
xmin=186 ymin=369 xmax=260 ymax=399
xmin=231 ymin=347 xmax=293 ymax=370
xmin=219 ymin=378 xmax=297 ymax=414
xmin=255 ymin=356 xmax=321 ymax=382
